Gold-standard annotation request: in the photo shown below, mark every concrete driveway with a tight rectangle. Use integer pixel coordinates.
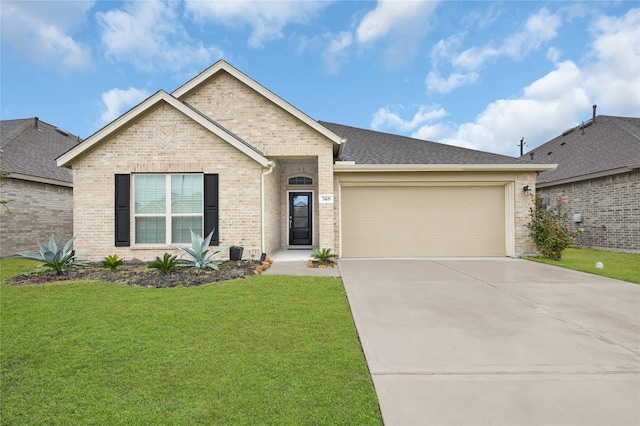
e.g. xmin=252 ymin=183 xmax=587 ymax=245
xmin=339 ymin=258 xmax=640 ymax=426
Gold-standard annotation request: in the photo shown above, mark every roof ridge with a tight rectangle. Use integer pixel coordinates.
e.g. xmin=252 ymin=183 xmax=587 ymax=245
xmin=611 ymin=117 xmax=640 ymax=142
xmin=320 ymin=120 xmax=525 ymax=162
xmin=0 ymin=118 xmax=32 ymax=149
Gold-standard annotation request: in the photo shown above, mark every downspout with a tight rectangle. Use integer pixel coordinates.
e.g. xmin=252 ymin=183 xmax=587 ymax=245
xmin=260 ymin=161 xmax=276 ymax=254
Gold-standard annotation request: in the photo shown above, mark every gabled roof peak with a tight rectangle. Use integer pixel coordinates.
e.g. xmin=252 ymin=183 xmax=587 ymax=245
xmin=172 ymin=60 xmax=344 ymax=148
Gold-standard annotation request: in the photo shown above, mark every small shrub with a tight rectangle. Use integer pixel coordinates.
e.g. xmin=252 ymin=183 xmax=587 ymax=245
xmin=312 ymin=248 xmax=336 ymax=265
xmin=173 ymin=229 xmax=228 ymax=270
xmin=19 ymin=235 xmax=85 ymax=275
xmin=102 ymin=254 xmax=124 ymax=271
xmin=148 ymin=253 xmax=178 ymax=274
xmin=527 ymin=195 xmax=578 ymax=260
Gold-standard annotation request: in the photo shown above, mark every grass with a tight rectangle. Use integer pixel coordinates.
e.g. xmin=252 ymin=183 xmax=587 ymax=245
xmin=1 ymin=258 xmax=382 ymax=425
xmin=526 ymin=247 xmax=640 ymax=284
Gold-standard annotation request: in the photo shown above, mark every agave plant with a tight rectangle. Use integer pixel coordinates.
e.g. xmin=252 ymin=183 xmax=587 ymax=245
xmin=20 ymin=235 xmax=84 ymax=275
xmin=173 ymin=229 xmax=228 ymax=270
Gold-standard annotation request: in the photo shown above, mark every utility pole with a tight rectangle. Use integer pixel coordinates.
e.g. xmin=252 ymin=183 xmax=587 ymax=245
xmin=518 ymin=137 xmax=526 ymax=156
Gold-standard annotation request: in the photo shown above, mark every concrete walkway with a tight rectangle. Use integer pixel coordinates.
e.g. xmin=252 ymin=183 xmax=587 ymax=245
xmin=340 ymin=258 xmax=640 ymax=426
xmin=261 ymin=248 xmax=340 ymax=277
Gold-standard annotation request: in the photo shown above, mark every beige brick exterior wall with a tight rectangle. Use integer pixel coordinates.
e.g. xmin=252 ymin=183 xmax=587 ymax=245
xmin=262 ymin=161 xmax=281 ymax=255
xmin=181 ymin=71 xmax=336 ymax=252
xmin=71 ymin=103 xmax=265 ymax=261
xmin=68 ymin=71 xmax=339 ymax=260
xmin=0 ymin=178 xmax=73 ymax=257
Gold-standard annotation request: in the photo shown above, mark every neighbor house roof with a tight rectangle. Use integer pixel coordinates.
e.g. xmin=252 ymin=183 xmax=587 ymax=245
xmin=321 ymin=121 xmax=555 ymax=172
xmin=1 ymin=118 xmax=80 ymax=185
xmin=520 ymin=115 xmax=640 ymax=187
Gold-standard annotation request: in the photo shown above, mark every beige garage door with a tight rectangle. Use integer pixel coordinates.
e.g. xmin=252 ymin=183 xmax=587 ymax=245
xmin=341 ymin=185 xmax=506 ymax=257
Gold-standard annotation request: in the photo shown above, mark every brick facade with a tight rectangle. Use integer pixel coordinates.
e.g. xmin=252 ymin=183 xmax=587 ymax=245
xmin=0 ymin=178 xmax=73 ymax=257
xmin=68 ymin=73 xmax=337 ymax=261
xmin=537 ymin=170 xmax=640 ymax=253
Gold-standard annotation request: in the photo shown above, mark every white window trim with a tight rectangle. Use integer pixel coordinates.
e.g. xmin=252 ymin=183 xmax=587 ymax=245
xmin=133 ymin=173 xmax=204 ymax=245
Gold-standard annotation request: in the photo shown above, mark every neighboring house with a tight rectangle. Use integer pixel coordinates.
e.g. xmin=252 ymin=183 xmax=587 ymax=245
xmin=57 ymin=60 xmax=554 ymax=261
xmin=521 ymin=110 xmax=640 ymax=253
xmin=0 ymin=117 xmax=80 ymax=257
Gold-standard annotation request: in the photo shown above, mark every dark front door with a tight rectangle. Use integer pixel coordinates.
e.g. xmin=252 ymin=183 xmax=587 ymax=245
xmin=289 ymin=192 xmax=312 ymax=245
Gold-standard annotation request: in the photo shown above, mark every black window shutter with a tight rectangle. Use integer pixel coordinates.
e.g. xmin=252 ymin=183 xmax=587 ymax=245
xmin=204 ymin=174 xmax=219 ymax=246
xmin=114 ymin=174 xmax=131 ymax=247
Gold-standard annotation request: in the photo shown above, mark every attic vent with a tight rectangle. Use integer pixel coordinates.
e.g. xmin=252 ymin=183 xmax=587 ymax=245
xmin=547 ymin=151 xmax=553 ymax=155
xmin=561 ymin=128 xmax=575 ymax=136
xmin=560 ymin=142 xmax=566 ymax=146
xmin=55 ymin=128 xmax=69 ymax=137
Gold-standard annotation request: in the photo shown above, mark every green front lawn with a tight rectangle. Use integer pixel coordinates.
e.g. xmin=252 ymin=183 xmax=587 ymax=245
xmin=526 ymin=248 xmax=640 ymax=284
xmin=1 ymin=259 xmax=381 ymax=425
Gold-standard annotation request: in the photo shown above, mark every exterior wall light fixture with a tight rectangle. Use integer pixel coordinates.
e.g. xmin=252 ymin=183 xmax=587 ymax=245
xmin=523 ymin=185 xmax=533 ymax=196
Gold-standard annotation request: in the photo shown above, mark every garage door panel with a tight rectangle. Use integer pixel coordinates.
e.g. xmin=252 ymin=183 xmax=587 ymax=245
xmin=341 ymin=185 xmax=505 ymax=257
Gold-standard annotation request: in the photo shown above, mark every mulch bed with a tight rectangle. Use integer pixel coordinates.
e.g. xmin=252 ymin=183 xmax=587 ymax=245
xmin=5 ymin=260 xmax=264 ymax=288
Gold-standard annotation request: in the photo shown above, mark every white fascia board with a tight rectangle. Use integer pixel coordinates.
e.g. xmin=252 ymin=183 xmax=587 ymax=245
xmin=172 ymin=60 xmax=345 ymax=147
xmin=57 ymin=90 xmax=270 ymax=168
xmin=536 ymin=166 xmax=634 ymax=188
xmin=4 ymin=172 xmax=73 ymax=187
xmin=333 ymin=163 xmax=558 ymax=173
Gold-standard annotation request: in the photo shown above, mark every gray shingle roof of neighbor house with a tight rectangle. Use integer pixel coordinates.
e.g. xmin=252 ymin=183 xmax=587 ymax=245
xmin=520 ymin=115 xmax=640 ymax=187
xmin=320 ymin=121 xmax=534 ymax=165
xmin=0 ymin=117 xmax=81 ymax=184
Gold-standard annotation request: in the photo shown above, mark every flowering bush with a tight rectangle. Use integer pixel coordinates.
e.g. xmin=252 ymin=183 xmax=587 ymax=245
xmin=527 ymin=195 xmax=577 ymax=260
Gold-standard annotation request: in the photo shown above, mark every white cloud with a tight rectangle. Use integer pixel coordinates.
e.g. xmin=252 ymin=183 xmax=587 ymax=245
xmin=98 ymin=1 xmax=223 ymax=72
xmin=355 ymin=0 xmax=440 ymax=68
xmin=434 ymin=8 xmax=640 ymax=156
xmin=0 ymin=1 xmax=93 ymax=72
xmin=453 ymin=8 xmax=562 ymax=71
xmin=583 ymin=8 xmax=640 ymax=116
xmin=440 ymin=60 xmax=590 ymax=155
xmin=426 ymin=70 xmax=479 ymax=94
xmin=372 ymin=105 xmax=447 ymax=132
xmin=100 ymin=87 xmax=150 ymax=124
xmin=356 ymin=0 xmax=438 ymax=43
xmin=411 ymin=123 xmax=450 ymax=141
xmin=433 ymin=7 xmax=562 ymax=94
xmin=322 ymin=32 xmax=353 ymax=74
xmin=185 ymin=0 xmax=329 ymax=48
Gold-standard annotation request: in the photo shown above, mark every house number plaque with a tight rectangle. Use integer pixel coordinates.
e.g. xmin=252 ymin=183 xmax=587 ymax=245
xmin=319 ymin=194 xmax=334 ymax=204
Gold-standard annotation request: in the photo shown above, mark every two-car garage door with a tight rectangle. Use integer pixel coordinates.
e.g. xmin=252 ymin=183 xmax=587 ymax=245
xmin=341 ymin=185 xmax=506 ymax=257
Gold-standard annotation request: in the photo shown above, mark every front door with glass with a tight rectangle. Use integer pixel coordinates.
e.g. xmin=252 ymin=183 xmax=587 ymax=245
xmin=288 ymin=192 xmax=312 ymax=245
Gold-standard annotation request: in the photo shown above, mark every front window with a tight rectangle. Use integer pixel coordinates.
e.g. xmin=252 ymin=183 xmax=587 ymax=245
xmin=134 ymin=174 xmax=203 ymax=244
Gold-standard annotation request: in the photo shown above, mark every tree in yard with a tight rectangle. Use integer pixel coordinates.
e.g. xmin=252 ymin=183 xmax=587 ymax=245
xmin=527 ymin=195 xmax=578 ymax=260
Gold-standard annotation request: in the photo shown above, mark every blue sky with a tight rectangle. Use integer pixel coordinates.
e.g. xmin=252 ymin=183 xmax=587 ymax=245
xmin=2 ymin=1 xmax=639 ymax=157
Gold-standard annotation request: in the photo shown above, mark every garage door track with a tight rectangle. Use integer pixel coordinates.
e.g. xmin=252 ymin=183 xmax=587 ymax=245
xmin=339 ymin=259 xmax=640 ymax=426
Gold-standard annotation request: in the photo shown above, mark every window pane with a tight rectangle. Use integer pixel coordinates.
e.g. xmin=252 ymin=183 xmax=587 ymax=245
xmin=172 ymin=216 xmax=203 ymax=243
xmin=135 ymin=175 xmax=166 ymax=214
xmin=136 ymin=217 xmax=166 ymax=244
xmin=293 ymin=217 xmax=308 ymax=228
xmin=172 ymin=175 xmax=203 ymax=214
xmin=288 ymin=176 xmax=313 ymax=185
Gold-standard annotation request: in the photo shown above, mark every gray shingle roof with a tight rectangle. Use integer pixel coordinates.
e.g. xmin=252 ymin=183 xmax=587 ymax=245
xmin=519 ymin=115 xmax=640 ymax=185
xmin=1 ymin=118 xmax=81 ymax=183
xmin=320 ymin=121 xmax=532 ymax=165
